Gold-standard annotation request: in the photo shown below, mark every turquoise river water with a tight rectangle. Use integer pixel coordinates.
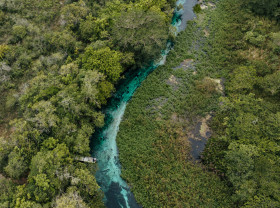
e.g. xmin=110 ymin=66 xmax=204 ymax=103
xmin=92 ymin=0 xmax=197 ymax=207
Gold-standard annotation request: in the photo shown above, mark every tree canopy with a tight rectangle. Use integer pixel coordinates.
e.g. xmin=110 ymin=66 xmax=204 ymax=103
xmin=0 ymin=0 xmax=176 ymax=206
xmin=112 ymin=8 xmax=169 ymax=66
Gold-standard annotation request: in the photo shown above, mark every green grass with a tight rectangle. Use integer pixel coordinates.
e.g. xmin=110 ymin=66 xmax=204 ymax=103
xmin=118 ymin=0 xmax=280 ymax=206
xmin=117 ymin=7 xmax=235 ymax=207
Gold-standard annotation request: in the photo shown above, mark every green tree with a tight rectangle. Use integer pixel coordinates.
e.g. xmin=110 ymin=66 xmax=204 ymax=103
xmin=245 ymin=0 xmax=280 ymax=20
xmin=228 ymin=66 xmax=257 ymax=94
xmin=4 ymin=150 xmax=28 ymax=179
xmin=28 ymin=144 xmax=72 ymax=203
xmin=80 ymin=70 xmax=103 ymax=105
xmin=12 ymin=25 xmax=27 ymax=42
xmin=72 ymin=168 xmax=101 ymax=205
xmin=79 ymin=15 xmax=109 ymax=41
xmin=244 ymin=31 xmax=266 ymax=47
xmin=0 ymin=177 xmax=16 ymax=207
xmin=244 ymin=195 xmax=280 ymax=208
xmin=0 ymin=137 xmax=15 ymax=172
xmin=225 ymin=143 xmax=259 ymax=203
xmin=111 ymin=8 xmax=168 ymax=66
xmin=81 ymin=47 xmax=124 ymax=82
xmin=0 ymin=45 xmax=9 ymax=60
xmin=269 ymin=32 xmax=280 ymax=54
xmin=260 ymin=70 xmax=280 ymax=96
xmin=45 ymin=31 xmax=79 ymax=53
xmin=54 ymin=190 xmax=89 ymax=208
xmin=13 ymin=185 xmax=42 ymax=208
xmin=60 ymin=0 xmax=88 ymax=29
xmin=29 ymin=101 xmax=60 ymax=133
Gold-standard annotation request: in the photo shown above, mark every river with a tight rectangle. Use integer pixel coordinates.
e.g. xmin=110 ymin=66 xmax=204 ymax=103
xmin=92 ymin=0 xmax=197 ymax=207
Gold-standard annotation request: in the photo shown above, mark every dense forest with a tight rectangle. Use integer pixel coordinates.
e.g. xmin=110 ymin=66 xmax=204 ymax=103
xmin=0 ymin=0 xmax=176 ymax=207
xmin=0 ymin=0 xmax=280 ymax=207
xmin=203 ymin=0 xmax=280 ymax=206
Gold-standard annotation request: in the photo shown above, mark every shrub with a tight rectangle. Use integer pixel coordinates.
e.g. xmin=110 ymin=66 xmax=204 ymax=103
xmin=193 ymin=4 xmax=202 ymax=14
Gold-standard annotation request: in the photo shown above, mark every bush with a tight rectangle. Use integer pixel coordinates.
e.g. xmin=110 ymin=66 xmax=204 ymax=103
xmin=12 ymin=25 xmax=27 ymax=42
xmin=270 ymin=32 xmax=280 ymax=54
xmin=193 ymin=4 xmax=202 ymax=13
xmin=4 ymin=151 xmax=28 ymax=179
xmin=195 ymin=77 xmax=217 ymax=95
xmin=244 ymin=31 xmax=266 ymax=47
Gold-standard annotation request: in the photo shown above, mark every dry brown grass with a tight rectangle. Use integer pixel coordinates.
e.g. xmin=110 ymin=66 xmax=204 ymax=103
xmin=239 ymin=47 xmax=266 ymax=61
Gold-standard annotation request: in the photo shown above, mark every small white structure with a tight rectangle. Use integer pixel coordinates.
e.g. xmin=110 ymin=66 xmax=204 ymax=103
xmin=75 ymin=156 xmax=97 ymax=163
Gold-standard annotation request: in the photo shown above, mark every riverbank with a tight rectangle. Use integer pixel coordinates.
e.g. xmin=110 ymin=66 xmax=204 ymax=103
xmin=117 ymin=0 xmax=280 ymax=206
xmin=0 ymin=0 xmax=188 ymax=207
xmin=117 ymin=2 xmax=233 ymax=207
xmin=91 ymin=1 xmax=197 ymax=207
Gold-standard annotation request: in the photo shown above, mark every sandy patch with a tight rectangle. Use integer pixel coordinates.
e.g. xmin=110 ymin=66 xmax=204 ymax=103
xmin=203 ymin=29 xmax=209 ymax=37
xmin=199 ymin=114 xmax=212 ymax=138
xmin=168 ymin=75 xmax=178 ymax=85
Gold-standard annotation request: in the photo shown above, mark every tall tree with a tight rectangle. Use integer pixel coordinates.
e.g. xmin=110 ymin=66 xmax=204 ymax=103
xmin=245 ymin=0 xmax=280 ymax=20
xmin=112 ymin=8 xmax=168 ymax=66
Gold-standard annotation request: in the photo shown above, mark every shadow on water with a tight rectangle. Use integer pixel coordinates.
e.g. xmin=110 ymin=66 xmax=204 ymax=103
xmin=91 ymin=1 xmax=197 ymax=207
xmin=105 ymin=182 xmax=140 ymax=208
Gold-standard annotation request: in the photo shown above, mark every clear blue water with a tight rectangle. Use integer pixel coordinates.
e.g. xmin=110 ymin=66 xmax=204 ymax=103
xmin=92 ymin=1 xmax=197 ymax=207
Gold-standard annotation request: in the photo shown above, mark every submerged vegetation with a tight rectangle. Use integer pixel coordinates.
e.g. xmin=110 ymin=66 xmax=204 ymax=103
xmin=117 ymin=0 xmax=280 ymax=207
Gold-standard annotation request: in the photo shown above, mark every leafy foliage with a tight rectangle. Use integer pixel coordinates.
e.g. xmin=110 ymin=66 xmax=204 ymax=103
xmin=81 ymin=47 xmax=124 ymax=82
xmin=118 ymin=0 xmax=280 ymax=207
xmin=112 ymin=8 xmax=169 ymax=66
xmin=117 ymin=20 xmax=233 ymax=208
xmin=200 ymin=0 xmax=280 ymax=206
xmin=0 ymin=0 xmax=177 ymax=206
xmin=245 ymin=0 xmax=280 ymax=20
